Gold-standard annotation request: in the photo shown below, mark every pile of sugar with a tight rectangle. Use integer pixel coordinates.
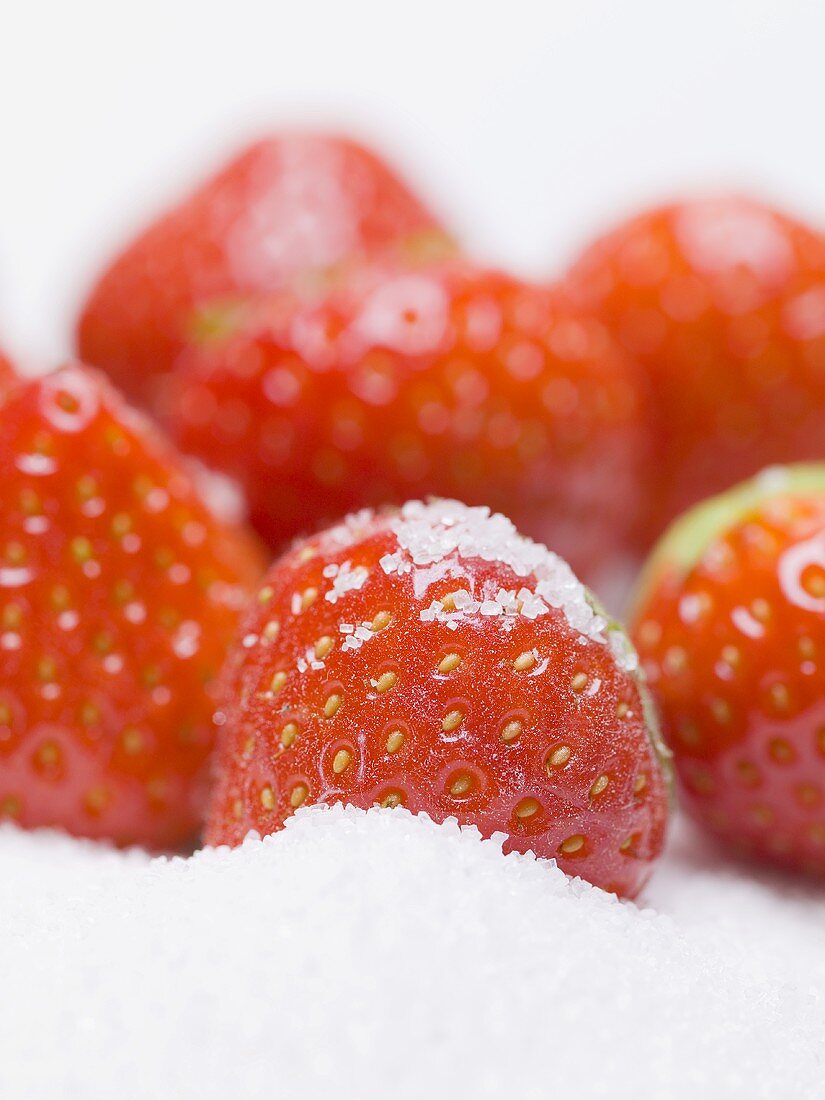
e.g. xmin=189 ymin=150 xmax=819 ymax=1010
xmin=1 ymin=805 xmax=823 ymax=1099
xmin=388 ymin=499 xmax=612 ymax=643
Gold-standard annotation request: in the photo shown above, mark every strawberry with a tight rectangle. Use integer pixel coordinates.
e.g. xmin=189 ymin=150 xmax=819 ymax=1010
xmin=166 ymin=262 xmax=649 ymax=586
xmin=631 ymin=464 xmax=825 ymax=875
xmin=566 ymin=196 xmax=825 ymax=543
xmin=0 ymin=363 xmax=263 ymax=848
xmin=0 ymin=349 xmax=14 ymax=383
xmin=206 ymin=499 xmax=671 ymax=898
xmin=76 ymin=134 xmax=452 ymax=407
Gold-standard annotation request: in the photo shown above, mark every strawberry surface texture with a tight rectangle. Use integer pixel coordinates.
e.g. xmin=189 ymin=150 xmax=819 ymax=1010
xmin=168 ymin=262 xmax=648 ymax=585
xmin=632 ymin=465 xmax=825 ymax=874
xmin=207 ymin=499 xmax=671 ymax=897
xmin=0 ymin=364 xmax=263 ymax=847
xmin=76 ymin=133 xmax=451 ymax=407
xmin=566 ymin=196 xmax=825 ymax=543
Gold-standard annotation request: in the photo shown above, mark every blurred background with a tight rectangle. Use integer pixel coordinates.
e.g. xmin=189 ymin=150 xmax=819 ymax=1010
xmin=1 ymin=0 xmax=823 ymax=365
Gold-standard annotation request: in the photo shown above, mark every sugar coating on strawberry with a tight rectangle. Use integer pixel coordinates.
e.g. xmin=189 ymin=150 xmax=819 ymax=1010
xmin=631 ymin=464 xmax=825 ymax=875
xmin=0 ymin=364 xmax=263 ymax=847
xmin=566 ymin=196 xmax=825 ymax=542
xmin=168 ymin=263 xmax=648 ymax=584
xmin=76 ymin=134 xmax=452 ymax=405
xmin=206 ymin=499 xmax=671 ymax=897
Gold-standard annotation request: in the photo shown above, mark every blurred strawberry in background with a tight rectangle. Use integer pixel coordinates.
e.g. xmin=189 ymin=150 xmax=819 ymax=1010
xmin=565 ymin=196 xmax=825 ymax=546
xmin=166 ymin=261 xmax=650 ymax=585
xmin=76 ymin=133 xmax=454 ymax=409
xmin=0 ymin=348 xmax=16 ymax=391
xmin=0 ymin=364 xmax=263 ymax=848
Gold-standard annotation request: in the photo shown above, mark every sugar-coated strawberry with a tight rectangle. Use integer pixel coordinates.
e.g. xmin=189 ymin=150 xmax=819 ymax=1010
xmin=0 ymin=364 xmax=263 ymax=848
xmin=206 ymin=499 xmax=671 ymax=897
xmin=566 ymin=196 xmax=825 ymax=542
xmin=167 ymin=262 xmax=648 ymax=586
xmin=76 ymin=134 xmax=452 ymax=407
xmin=631 ymin=464 xmax=825 ymax=876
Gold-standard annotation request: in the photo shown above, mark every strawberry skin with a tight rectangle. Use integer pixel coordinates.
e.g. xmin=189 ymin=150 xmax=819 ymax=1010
xmin=0 ymin=364 xmax=263 ymax=848
xmin=206 ymin=500 xmax=671 ymax=898
xmin=76 ymin=134 xmax=452 ymax=407
xmin=566 ymin=196 xmax=825 ymax=543
xmin=631 ymin=465 xmax=825 ymax=875
xmin=167 ymin=263 xmax=648 ymax=585
xmin=0 ymin=349 xmax=16 ymax=395
xmin=0 ymin=349 xmax=14 ymax=381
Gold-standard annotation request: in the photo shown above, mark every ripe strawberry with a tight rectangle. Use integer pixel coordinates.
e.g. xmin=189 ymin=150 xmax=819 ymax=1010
xmin=0 ymin=364 xmax=263 ymax=848
xmin=0 ymin=348 xmax=14 ymax=384
xmin=76 ymin=134 xmax=452 ymax=407
xmin=206 ymin=499 xmax=671 ymax=898
xmin=167 ymin=262 xmax=648 ymax=586
xmin=566 ymin=196 xmax=825 ymax=543
xmin=631 ymin=464 xmax=825 ymax=875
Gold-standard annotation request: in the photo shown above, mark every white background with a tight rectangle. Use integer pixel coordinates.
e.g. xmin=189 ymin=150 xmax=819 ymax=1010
xmin=1 ymin=0 xmax=824 ymax=365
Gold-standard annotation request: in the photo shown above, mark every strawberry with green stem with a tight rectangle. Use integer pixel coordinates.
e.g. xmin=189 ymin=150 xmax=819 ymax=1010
xmin=632 ymin=464 xmax=825 ymax=875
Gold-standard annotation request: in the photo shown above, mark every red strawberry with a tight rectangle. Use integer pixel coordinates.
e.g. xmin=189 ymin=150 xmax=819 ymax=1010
xmin=0 ymin=349 xmax=14 ymax=381
xmin=631 ymin=464 xmax=825 ymax=875
xmin=76 ymin=134 xmax=453 ymax=407
xmin=566 ymin=196 xmax=825 ymax=543
xmin=167 ymin=262 xmax=648 ymax=586
xmin=0 ymin=364 xmax=263 ymax=848
xmin=206 ymin=499 xmax=671 ymax=898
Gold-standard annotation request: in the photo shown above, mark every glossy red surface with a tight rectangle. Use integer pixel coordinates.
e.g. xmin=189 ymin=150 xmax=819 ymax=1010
xmin=0 ymin=365 xmax=263 ymax=847
xmin=207 ymin=501 xmax=670 ymax=897
xmin=169 ymin=263 xmax=648 ymax=584
xmin=633 ymin=471 xmax=825 ymax=874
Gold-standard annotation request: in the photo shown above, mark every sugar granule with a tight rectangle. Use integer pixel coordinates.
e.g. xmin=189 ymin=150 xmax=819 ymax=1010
xmin=0 ymin=807 xmax=822 ymax=1099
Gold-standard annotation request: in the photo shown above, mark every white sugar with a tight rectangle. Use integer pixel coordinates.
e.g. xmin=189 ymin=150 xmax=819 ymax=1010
xmin=379 ymin=551 xmax=410 ymax=576
xmin=0 ymin=809 xmax=822 ymax=1098
xmin=479 ymin=599 xmax=503 ymax=616
xmin=390 ymin=499 xmax=625 ymax=658
xmin=324 ymin=561 xmax=370 ymax=604
xmin=337 ymin=621 xmax=377 ymax=654
xmin=608 ymin=627 xmax=640 ymax=673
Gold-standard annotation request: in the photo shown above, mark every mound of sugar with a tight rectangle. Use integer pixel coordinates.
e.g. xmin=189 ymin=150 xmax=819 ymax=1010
xmin=0 ymin=805 xmax=823 ymax=1098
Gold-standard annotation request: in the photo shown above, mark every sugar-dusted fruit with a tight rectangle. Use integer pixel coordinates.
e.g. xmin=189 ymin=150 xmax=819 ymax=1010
xmin=0 ymin=364 xmax=263 ymax=847
xmin=566 ymin=196 xmax=825 ymax=542
xmin=76 ymin=133 xmax=452 ymax=406
xmin=168 ymin=262 xmax=649 ymax=585
xmin=631 ymin=464 xmax=825 ymax=875
xmin=206 ymin=500 xmax=671 ymax=897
